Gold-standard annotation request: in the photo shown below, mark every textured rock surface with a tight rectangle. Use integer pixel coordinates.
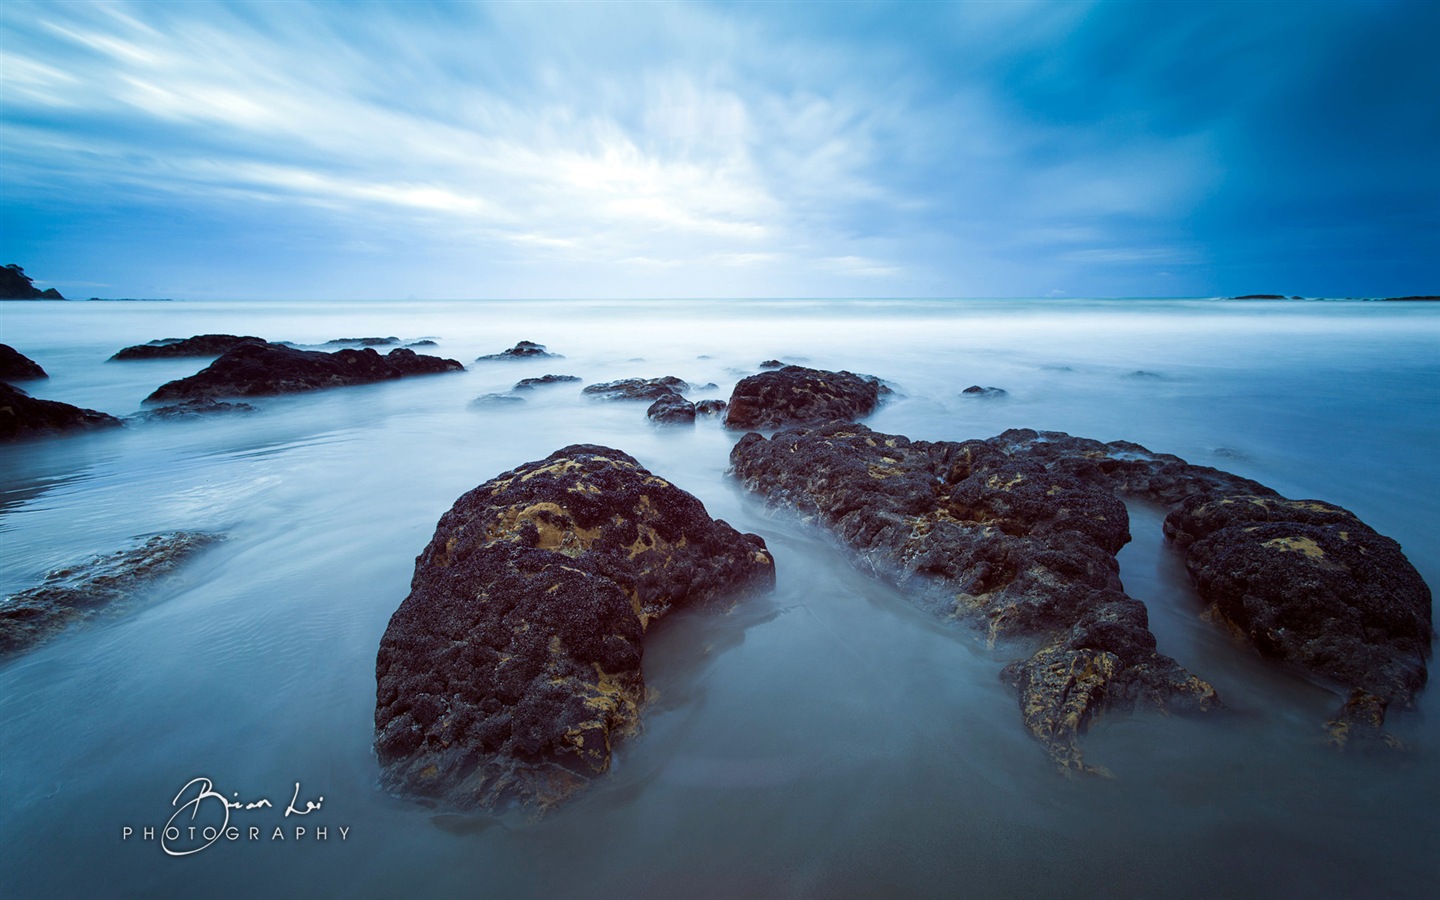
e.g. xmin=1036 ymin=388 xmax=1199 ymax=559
xmin=146 ymin=343 xmax=463 ymax=402
xmin=514 ymin=374 xmax=581 ymax=390
xmin=0 ymin=532 xmax=223 ymax=656
xmin=724 ymin=365 xmax=883 ymax=430
xmin=375 ymin=445 xmax=775 ymax=812
xmin=695 ymin=399 xmax=728 ymax=417
xmin=111 ymin=334 xmax=269 ymax=360
xmin=582 ymin=376 xmax=689 ymax=402
xmin=476 ymin=340 xmax=560 ymax=361
xmin=646 ymin=393 xmax=696 ymax=424
xmin=1 ymin=382 xmax=123 ymax=442
xmin=962 ymin=385 xmax=1007 ymax=398
xmin=0 ymin=344 xmax=47 ymax=381
xmin=130 ymin=399 xmax=258 ymax=421
xmin=730 ymin=423 xmax=1222 ymax=772
xmin=1165 ymin=494 xmax=1432 ymax=744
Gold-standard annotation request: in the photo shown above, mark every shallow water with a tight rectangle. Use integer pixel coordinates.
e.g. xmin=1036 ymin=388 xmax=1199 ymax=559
xmin=1 ymin=298 xmax=1437 ymax=898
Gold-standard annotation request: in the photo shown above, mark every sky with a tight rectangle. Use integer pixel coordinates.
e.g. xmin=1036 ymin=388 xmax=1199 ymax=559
xmin=1 ymin=0 xmax=1436 ymax=301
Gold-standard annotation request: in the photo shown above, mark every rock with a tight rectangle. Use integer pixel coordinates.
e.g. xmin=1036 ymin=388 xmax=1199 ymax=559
xmin=694 ymin=399 xmax=727 ymax=417
xmin=0 ymin=264 xmax=65 ymax=300
xmin=1128 ymin=370 xmax=1163 ymax=379
xmin=1 ymin=344 xmax=47 ymax=381
xmin=646 ymin=393 xmax=695 ymax=425
xmin=469 ymin=393 xmax=527 ymax=409
xmin=111 ymin=334 xmax=269 ymax=360
xmin=476 ymin=340 xmax=561 ymax=361
xmin=514 ymin=375 xmax=581 ymax=391
xmin=0 ymin=532 xmax=223 ymax=657
xmin=730 ymin=423 xmax=1221 ymax=773
xmin=129 ymin=399 xmax=258 ymax=421
xmin=1231 ymin=294 xmax=1288 ymax=300
xmin=407 ymin=340 xmax=440 ymax=347
xmin=758 ymin=359 xmax=784 ymax=369
xmin=374 ymin=445 xmax=774 ymax=812
xmin=582 ymin=376 xmax=688 ymax=402
xmin=323 ymin=336 xmax=400 ymax=347
xmin=145 ymin=344 xmax=464 ymax=403
xmin=962 ymin=385 xmax=1007 ymax=398
xmin=1164 ymin=494 xmax=1432 ymax=744
xmin=1379 ymin=296 xmax=1440 ymax=302
xmin=723 ymin=366 xmax=883 ymax=430
xmin=1 ymin=383 xmax=124 ymax=442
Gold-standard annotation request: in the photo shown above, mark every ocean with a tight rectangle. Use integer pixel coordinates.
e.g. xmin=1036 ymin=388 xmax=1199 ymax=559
xmin=2 ymin=297 xmax=1437 ymax=897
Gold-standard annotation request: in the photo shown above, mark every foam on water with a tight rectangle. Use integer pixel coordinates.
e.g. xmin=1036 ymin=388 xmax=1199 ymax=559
xmin=2 ymin=298 xmax=1437 ymax=897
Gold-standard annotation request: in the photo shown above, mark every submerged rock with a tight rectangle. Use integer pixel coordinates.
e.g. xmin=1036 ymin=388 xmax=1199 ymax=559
xmin=469 ymin=393 xmax=527 ymax=409
xmin=0 ymin=532 xmax=223 ymax=656
xmin=758 ymin=359 xmax=784 ymax=369
xmin=323 ymin=336 xmax=401 ymax=347
xmin=476 ymin=340 xmax=561 ymax=361
xmin=111 ymin=334 xmax=269 ymax=360
xmin=130 ymin=399 xmax=258 ymax=421
xmin=724 ymin=365 xmax=884 ymax=430
xmin=145 ymin=343 xmax=463 ymax=402
xmin=1 ymin=382 xmax=123 ymax=442
xmin=694 ymin=399 xmax=727 ymax=417
xmin=0 ymin=344 xmax=47 ymax=381
xmin=582 ymin=376 xmax=688 ymax=402
xmin=1164 ymin=495 xmax=1432 ymax=745
xmin=962 ymin=385 xmax=1007 ymax=398
xmin=514 ymin=374 xmax=581 ymax=391
xmin=646 ymin=393 xmax=696 ymax=425
xmin=374 ymin=445 xmax=774 ymax=812
xmin=730 ymin=423 xmax=1223 ymax=773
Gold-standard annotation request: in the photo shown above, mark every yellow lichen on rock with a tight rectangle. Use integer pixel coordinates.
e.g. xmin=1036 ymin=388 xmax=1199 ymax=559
xmin=1262 ymin=535 xmax=1326 ymax=558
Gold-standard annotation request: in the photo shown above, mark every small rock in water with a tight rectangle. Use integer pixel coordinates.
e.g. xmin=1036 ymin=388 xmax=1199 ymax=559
xmin=724 ymin=365 xmax=884 ymax=430
xmin=582 ymin=376 xmax=689 ymax=402
xmin=476 ymin=340 xmax=561 ymax=361
xmin=513 ymin=374 xmax=581 ymax=391
xmin=961 ymin=385 xmax=1007 ymax=398
xmin=694 ymin=399 xmax=727 ymax=416
xmin=1 ymin=382 xmax=123 ymax=442
xmin=0 ymin=343 xmax=48 ymax=381
xmin=323 ymin=336 xmax=401 ymax=347
xmin=646 ymin=393 xmax=696 ymax=424
xmin=469 ymin=393 xmax=527 ymax=408
xmin=0 ymin=532 xmax=224 ymax=657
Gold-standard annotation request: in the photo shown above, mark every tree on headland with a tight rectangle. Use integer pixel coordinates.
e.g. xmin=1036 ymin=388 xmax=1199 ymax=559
xmin=1 ymin=264 xmax=66 ymax=300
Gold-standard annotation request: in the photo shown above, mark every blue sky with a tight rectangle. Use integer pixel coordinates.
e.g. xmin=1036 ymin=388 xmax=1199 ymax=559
xmin=1 ymin=0 xmax=1436 ymax=300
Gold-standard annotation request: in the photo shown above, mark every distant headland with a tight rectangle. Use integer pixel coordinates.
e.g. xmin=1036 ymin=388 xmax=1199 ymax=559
xmin=0 ymin=265 xmax=65 ymax=300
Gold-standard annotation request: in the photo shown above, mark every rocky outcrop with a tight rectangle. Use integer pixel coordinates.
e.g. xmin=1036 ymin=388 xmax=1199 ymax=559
xmin=111 ymin=335 xmax=269 ymax=360
xmin=646 ymin=393 xmax=695 ymax=425
xmin=145 ymin=344 xmax=463 ymax=403
xmin=322 ymin=336 xmax=400 ymax=347
xmin=514 ymin=375 xmax=581 ymax=390
xmin=0 ymin=532 xmax=223 ymax=656
xmin=374 ymin=445 xmax=774 ymax=812
xmin=582 ymin=376 xmax=688 ymax=402
xmin=0 ymin=265 xmax=64 ymax=300
xmin=962 ymin=385 xmax=1007 ymax=398
xmin=730 ymin=423 xmax=1221 ymax=773
xmin=1164 ymin=495 xmax=1432 ymax=745
xmin=476 ymin=341 xmax=560 ymax=361
xmin=1 ymin=344 xmax=47 ymax=381
xmin=723 ymin=366 xmax=884 ymax=430
xmin=1 ymin=383 xmax=123 ymax=442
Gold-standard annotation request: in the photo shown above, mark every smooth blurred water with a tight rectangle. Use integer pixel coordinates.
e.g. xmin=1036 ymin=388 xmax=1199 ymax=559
xmin=1 ymin=298 xmax=1436 ymax=898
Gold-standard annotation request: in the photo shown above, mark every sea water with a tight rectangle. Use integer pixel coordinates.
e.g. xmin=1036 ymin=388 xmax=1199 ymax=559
xmin=1 ymin=298 xmax=1436 ymax=898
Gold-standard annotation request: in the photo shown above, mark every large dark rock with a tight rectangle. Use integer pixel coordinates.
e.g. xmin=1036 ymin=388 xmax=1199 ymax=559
xmin=1 ymin=344 xmax=47 ymax=381
xmin=476 ymin=340 xmax=561 ymax=361
xmin=375 ymin=445 xmax=774 ymax=812
xmin=1164 ymin=495 xmax=1432 ymax=744
xmin=646 ymin=393 xmax=696 ymax=425
xmin=111 ymin=334 xmax=269 ymax=360
xmin=0 ymin=532 xmax=223 ymax=656
xmin=730 ymin=423 xmax=1222 ymax=773
xmin=1 ymin=383 xmax=123 ymax=442
xmin=0 ymin=264 xmax=65 ymax=300
xmin=582 ymin=376 xmax=688 ymax=402
xmin=145 ymin=343 xmax=463 ymax=403
xmin=724 ymin=366 xmax=883 ymax=430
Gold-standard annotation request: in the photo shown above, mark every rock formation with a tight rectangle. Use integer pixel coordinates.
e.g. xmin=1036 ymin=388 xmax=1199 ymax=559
xmin=145 ymin=343 xmax=463 ymax=403
xmin=724 ymin=366 xmax=884 ymax=430
xmin=375 ymin=445 xmax=774 ymax=812
xmin=1 ymin=383 xmax=123 ymax=442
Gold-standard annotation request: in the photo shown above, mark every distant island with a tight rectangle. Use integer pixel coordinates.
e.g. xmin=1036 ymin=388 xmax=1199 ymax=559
xmin=0 ymin=265 xmax=65 ymax=300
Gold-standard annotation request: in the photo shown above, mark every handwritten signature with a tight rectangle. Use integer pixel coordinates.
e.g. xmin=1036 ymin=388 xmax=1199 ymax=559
xmin=161 ymin=778 xmax=325 ymax=857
